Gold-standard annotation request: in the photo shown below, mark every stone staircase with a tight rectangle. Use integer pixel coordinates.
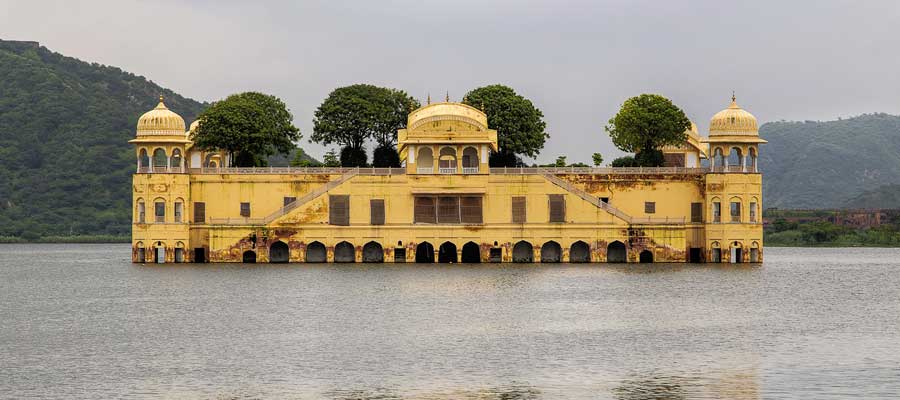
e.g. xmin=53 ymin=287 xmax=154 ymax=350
xmin=262 ymin=168 xmax=360 ymax=224
xmin=539 ymin=169 xmax=634 ymax=223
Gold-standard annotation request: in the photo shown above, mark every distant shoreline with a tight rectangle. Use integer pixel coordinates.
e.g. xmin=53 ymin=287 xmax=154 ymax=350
xmin=0 ymin=236 xmax=129 ymax=244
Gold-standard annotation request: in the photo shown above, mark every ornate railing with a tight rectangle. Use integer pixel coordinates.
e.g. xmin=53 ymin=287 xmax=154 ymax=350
xmin=439 ymin=167 xmax=458 ymax=174
xmin=192 ymin=167 xmax=405 ymax=175
xmin=137 ymin=166 xmax=185 ymax=173
xmin=462 ymin=167 xmax=479 ymax=174
xmin=417 ymin=167 xmax=434 ymax=174
xmin=492 ymin=167 xmax=711 ymax=175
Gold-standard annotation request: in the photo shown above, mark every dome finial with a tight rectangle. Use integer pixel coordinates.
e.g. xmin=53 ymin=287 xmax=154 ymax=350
xmin=445 ymin=91 xmax=450 ymax=102
xmin=427 ymin=93 xmax=431 ymax=105
xmin=731 ymin=91 xmax=736 ymax=103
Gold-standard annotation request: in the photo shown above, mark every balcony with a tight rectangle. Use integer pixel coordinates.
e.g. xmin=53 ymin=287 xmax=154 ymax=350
xmin=462 ymin=167 xmax=479 ymax=174
xmin=439 ymin=167 xmax=457 ymax=174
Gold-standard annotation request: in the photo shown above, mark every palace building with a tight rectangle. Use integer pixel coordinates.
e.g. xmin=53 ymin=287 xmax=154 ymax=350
xmin=131 ymin=96 xmax=765 ymax=264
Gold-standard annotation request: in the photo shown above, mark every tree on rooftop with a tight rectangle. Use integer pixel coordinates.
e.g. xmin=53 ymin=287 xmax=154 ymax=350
xmin=605 ymin=94 xmax=690 ymax=167
xmin=191 ymin=92 xmax=300 ymax=167
xmin=311 ymin=84 xmax=419 ymax=167
xmin=463 ymin=84 xmax=549 ymax=167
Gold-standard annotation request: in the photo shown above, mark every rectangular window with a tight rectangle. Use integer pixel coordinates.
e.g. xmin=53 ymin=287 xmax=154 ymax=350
xmin=174 ymin=202 xmax=183 ymax=223
xmin=644 ymin=202 xmax=656 ymax=214
xmin=691 ymin=202 xmax=703 ymax=223
xmin=154 ymin=202 xmax=165 ymax=223
xmin=284 ymin=196 xmax=297 ymax=207
xmin=511 ymin=196 xmax=526 ymax=223
xmin=713 ymin=202 xmax=721 ymax=223
xmin=240 ymin=202 xmax=251 ymax=218
xmin=138 ymin=202 xmax=145 ymax=223
xmin=600 ymin=197 xmax=609 ymax=203
xmin=437 ymin=196 xmax=460 ymax=224
xmin=749 ymin=202 xmax=758 ymax=222
xmin=549 ymin=194 xmax=566 ymax=223
xmin=460 ymin=196 xmax=483 ymax=224
xmin=194 ymin=202 xmax=205 ymax=223
xmin=731 ymin=201 xmax=741 ymax=223
xmin=329 ymin=195 xmax=349 ymax=225
xmin=414 ymin=197 xmax=436 ymax=224
xmin=370 ymin=199 xmax=385 ymax=225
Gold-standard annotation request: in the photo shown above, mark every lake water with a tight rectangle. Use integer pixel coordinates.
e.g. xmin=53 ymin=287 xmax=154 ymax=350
xmin=1 ymin=245 xmax=899 ymax=399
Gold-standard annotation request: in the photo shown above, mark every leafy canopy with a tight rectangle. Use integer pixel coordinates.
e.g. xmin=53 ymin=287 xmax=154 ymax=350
xmin=463 ymin=84 xmax=548 ymax=166
xmin=605 ymin=94 xmax=690 ymax=155
xmin=192 ymin=92 xmax=300 ymax=167
xmin=311 ymin=84 xmax=419 ymax=150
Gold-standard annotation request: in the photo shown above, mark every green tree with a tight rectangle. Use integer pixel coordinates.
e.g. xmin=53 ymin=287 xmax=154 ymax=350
xmin=592 ymin=153 xmax=604 ymax=166
xmin=192 ymin=92 xmax=300 ymax=167
xmin=463 ymin=84 xmax=549 ymax=167
xmin=322 ymin=149 xmax=341 ymax=167
xmin=605 ymin=94 xmax=690 ymax=167
xmin=311 ymin=84 xmax=419 ymax=167
xmin=554 ymin=155 xmax=567 ymax=167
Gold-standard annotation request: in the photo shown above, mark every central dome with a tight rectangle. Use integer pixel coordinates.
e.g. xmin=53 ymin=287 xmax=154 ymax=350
xmin=709 ymin=97 xmax=758 ymax=136
xmin=136 ymin=97 xmax=186 ymax=136
xmin=407 ymin=102 xmax=488 ymax=131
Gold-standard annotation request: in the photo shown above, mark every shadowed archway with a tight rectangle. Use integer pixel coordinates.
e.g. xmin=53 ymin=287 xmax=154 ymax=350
xmin=242 ymin=250 xmax=256 ymax=263
xmin=438 ymin=242 xmax=457 ymax=263
xmin=639 ymin=250 xmax=654 ymax=263
xmin=607 ymin=241 xmax=627 ymax=263
xmin=540 ymin=241 xmax=562 ymax=263
xmin=569 ymin=241 xmax=591 ymax=263
xmin=269 ymin=241 xmax=289 ymax=263
xmin=334 ymin=241 xmax=355 ymax=263
xmin=461 ymin=241 xmax=481 ymax=263
xmin=415 ymin=242 xmax=434 ymax=263
xmin=362 ymin=241 xmax=384 ymax=263
xmin=513 ymin=241 xmax=533 ymax=263
xmin=306 ymin=241 xmax=326 ymax=263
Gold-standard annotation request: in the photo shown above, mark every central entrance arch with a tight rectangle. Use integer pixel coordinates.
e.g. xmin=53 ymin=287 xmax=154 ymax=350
xmin=513 ymin=241 xmax=533 ymax=263
xmin=461 ymin=242 xmax=481 ymax=263
xmin=540 ymin=241 xmax=562 ymax=263
xmin=607 ymin=241 xmax=627 ymax=263
xmin=438 ymin=242 xmax=457 ymax=263
xmin=415 ymin=242 xmax=434 ymax=263
xmin=334 ymin=241 xmax=355 ymax=263
xmin=306 ymin=241 xmax=326 ymax=263
xmin=269 ymin=241 xmax=289 ymax=263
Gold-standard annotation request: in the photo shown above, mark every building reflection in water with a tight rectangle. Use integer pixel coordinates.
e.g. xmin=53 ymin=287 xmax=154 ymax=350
xmin=325 ymin=384 xmax=540 ymax=400
xmin=613 ymin=371 xmax=760 ymax=400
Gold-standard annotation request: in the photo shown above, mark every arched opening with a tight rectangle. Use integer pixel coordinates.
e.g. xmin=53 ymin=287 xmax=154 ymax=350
xmin=750 ymin=242 xmax=760 ymax=263
xmin=730 ymin=197 xmax=742 ymax=223
xmin=362 ymin=241 xmax=384 ymax=263
xmin=569 ymin=241 xmax=591 ymax=263
xmin=138 ymin=148 xmax=149 ymax=172
xmin=174 ymin=242 xmax=185 ymax=263
xmin=713 ymin=148 xmax=725 ymax=169
xmin=607 ymin=241 xmax=627 ymax=263
xmin=438 ymin=147 xmax=457 ymax=173
xmin=730 ymin=241 xmax=743 ymax=264
xmin=154 ymin=241 xmax=166 ymax=264
xmin=136 ymin=241 xmax=146 ymax=263
xmin=269 ymin=241 xmax=289 ymax=263
xmin=461 ymin=241 xmax=481 ymax=263
xmin=153 ymin=198 xmax=165 ymax=223
xmin=415 ymin=242 xmax=434 ymax=263
xmin=136 ymin=199 xmax=145 ymax=223
xmin=540 ymin=241 xmax=562 ymax=263
xmin=334 ymin=241 xmax=355 ymax=263
xmin=171 ymin=148 xmax=183 ymax=171
xmin=306 ymin=241 xmax=326 ymax=263
xmin=461 ymin=146 xmax=479 ymax=173
xmin=639 ymin=250 xmax=654 ymax=263
xmin=512 ymin=241 xmax=533 ymax=263
xmin=417 ymin=147 xmax=434 ymax=173
xmin=728 ymin=147 xmax=743 ymax=170
xmin=438 ymin=241 xmax=457 ymax=263
xmin=242 ymin=250 xmax=256 ymax=263
xmin=746 ymin=147 xmax=757 ymax=172
xmin=711 ymin=241 xmax=722 ymax=263
xmin=152 ymin=148 xmax=168 ymax=171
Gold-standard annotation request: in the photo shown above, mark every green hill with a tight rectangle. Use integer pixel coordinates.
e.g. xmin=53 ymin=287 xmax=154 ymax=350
xmin=842 ymin=184 xmax=900 ymax=209
xmin=759 ymin=114 xmax=900 ymax=209
xmin=0 ymin=40 xmax=207 ymax=239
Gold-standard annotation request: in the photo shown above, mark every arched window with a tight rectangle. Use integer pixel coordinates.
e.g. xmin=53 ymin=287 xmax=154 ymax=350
xmin=152 ymin=148 xmax=168 ymax=172
xmin=711 ymin=197 xmax=722 ymax=223
xmin=417 ymin=147 xmax=434 ymax=173
xmin=174 ymin=241 xmax=185 ymax=263
xmin=154 ymin=198 xmax=166 ymax=223
xmin=461 ymin=146 xmax=479 ymax=173
xmin=750 ymin=242 xmax=760 ymax=263
xmin=135 ymin=241 xmax=146 ymax=263
xmin=711 ymin=241 xmax=722 ymax=263
xmin=174 ymin=198 xmax=184 ymax=223
xmin=728 ymin=147 xmax=743 ymax=171
xmin=171 ymin=149 xmax=183 ymax=172
xmin=729 ymin=197 xmax=742 ymax=223
xmin=138 ymin=148 xmax=149 ymax=172
xmin=713 ymin=148 xmax=725 ymax=169
xmin=746 ymin=147 xmax=757 ymax=172
xmin=439 ymin=147 xmax=457 ymax=173
xmin=136 ymin=198 xmax=145 ymax=223
xmin=749 ymin=197 xmax=759 ymax=223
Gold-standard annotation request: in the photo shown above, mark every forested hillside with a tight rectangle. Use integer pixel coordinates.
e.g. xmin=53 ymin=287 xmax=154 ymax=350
xmin=759 ymin=114 xmax=900 ymax=209
xmin=0 ymin=40 xmax=206 ymax=239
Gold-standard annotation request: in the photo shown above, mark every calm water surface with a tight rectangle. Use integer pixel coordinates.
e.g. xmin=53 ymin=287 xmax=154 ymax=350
xmin=1 ymin=244 xmax=899 ymax=399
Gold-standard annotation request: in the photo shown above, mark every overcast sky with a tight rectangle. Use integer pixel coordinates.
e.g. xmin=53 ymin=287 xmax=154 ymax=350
xmin=3 ymin=0 xmax=900 ymax=163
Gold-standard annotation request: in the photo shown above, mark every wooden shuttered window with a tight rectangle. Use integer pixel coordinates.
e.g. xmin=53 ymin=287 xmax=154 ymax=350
xmin=460 ymin=196 xmax=483 ymax=224
xmin=414 ymin=197 xmax=436 ymax=223
xmin=644 ymin=202 xmax=656 ymax=214
xmin=329 ymin=195 xmax=350 ymax=225
xmin=193 ymin=202 xmax=205 ymax=223
xmin=370 ymin=199 xmax=385 ymax=225
xmin=549 ymin=194 xmax=565 ymax=223
xmin=691 ymin=202 xmax=703 ymax=223
xmin=512 ymin=196 xmax=526 ymax=223
xmin=437 ymin=196 xmax=460 ymax=224
xmin=240 ymin=202 xmax=251 ymax=217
